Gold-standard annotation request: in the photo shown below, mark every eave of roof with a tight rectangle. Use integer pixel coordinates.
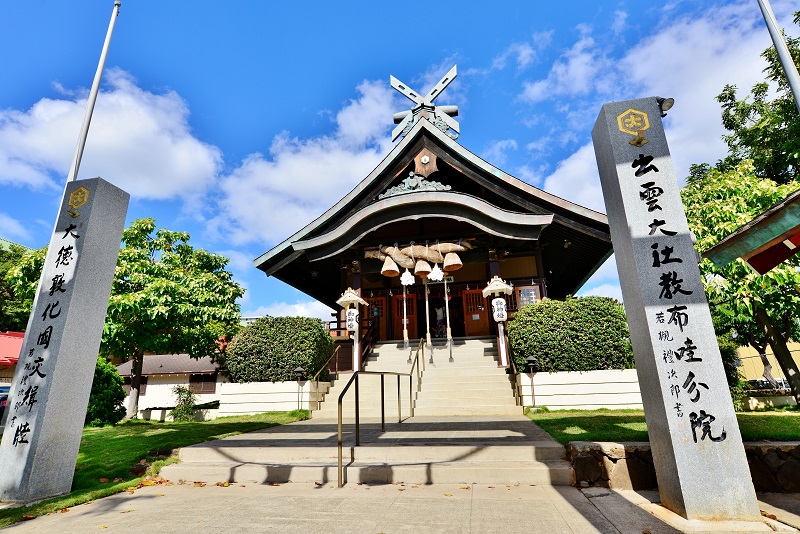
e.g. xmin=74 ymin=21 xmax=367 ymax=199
xmin=116 ymin=354 xmax=219 ymax=377
xmin=703 ymin=188 xmax=800 ymax=268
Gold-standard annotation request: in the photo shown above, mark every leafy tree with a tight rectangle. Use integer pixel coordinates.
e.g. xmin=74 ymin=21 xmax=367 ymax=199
xmin=0 ymin=242 xmax=35 ymax=332
xmin=85 ymin=356 xmax=127 ymax=427
xmin=226 ymin=316 xmax=333 ymax=383
xmin=715 ymin=11 xmax=800 ymax=183
xmin=507 ymin=296 xmax=634 ymax=373
xmin=8 ymin=218 xmax=244 ymax=418
xmin=681 ymin=160 xmax=800 ymax=403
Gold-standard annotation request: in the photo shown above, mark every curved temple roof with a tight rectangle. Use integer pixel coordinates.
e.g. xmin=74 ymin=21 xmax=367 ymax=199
xmin=255 ymin=119 xmax=612 ymax=307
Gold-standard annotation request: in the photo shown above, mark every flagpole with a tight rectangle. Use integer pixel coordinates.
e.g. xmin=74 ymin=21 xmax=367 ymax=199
xmin=67 ymin=1 xmax=122 ymax=182
xmin=756 ymin=0 xmax=800 ymax=115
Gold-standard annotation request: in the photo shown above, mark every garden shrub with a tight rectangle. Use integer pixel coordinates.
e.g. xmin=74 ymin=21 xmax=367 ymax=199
xmin=507 ymin=296 xmax=634 ymax=373
xmin=85 ymin=357 xmax=126 ymax=427
xmin=225 ymin=316 xmax=334 ymax=383
xmin=717 ymin=334 xmax=747 ymax=410
xmin=169 ymin=386 xmax=197 ymax=422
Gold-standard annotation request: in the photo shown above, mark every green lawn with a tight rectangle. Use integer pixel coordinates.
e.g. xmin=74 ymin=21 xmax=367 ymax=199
xmin=0 ymin=411 xmax=308 ymax=528
xmin=528 ymin=408 xmax=800 ymax=445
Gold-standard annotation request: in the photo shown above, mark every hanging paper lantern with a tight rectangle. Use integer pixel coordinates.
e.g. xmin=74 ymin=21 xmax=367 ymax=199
xmin=428 ymin=263 xmax=444 ymax=282
xmin=380 ymin=256 xmax=400 ymax=277
xmin=443 ymin=252 xmax=462 ymax=272
xmin=414 ymin=259 xmax=431 ymax=279
xmin=401 ymin=268 xmax=415 ymax=286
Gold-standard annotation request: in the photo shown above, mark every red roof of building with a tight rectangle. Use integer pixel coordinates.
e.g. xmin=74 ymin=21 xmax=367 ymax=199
xmin=0 ymin=331 xmax=24 ymax=367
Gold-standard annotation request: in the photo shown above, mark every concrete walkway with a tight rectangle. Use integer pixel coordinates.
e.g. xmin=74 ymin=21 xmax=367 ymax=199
xmin=4 ymin=481 xmax=799 ymax=533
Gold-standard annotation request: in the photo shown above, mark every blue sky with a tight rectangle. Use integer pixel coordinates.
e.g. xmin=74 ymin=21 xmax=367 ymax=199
xmin=0 ymin=1 xmax=796 ymax=320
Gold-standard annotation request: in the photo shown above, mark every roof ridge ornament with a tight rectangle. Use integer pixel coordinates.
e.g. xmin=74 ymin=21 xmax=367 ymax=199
xmin=378 ymin=171 xmax=452 ymax=199
xmin=391 ymin=65 xmax=460 ymax=141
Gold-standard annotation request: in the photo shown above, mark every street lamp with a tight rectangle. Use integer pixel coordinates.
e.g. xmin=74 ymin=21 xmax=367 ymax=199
xmin=294 ymin=366 xmax=307 ymax=411
xmin=483 ymin=276 xmax=513 ymax=367
xmin=525 ymin=355 xmax=539 ymax=409
xmin=336 ymin=288 xmax=369 ymax=371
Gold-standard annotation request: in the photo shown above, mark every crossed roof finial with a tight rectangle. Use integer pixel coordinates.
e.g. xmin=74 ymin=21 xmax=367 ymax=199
xmin=390 ymin=65 xmax=459 ymax=141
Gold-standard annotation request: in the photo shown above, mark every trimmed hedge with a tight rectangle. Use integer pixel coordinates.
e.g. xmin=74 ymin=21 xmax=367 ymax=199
xmin=85 ymin=357 xmax=126 ymax=427
xmin=717 ymin=334 xmax=747 ymax=410
xmin=507 ymin=297 xmax=634 ymax=372
xmin=225 ymin=316 xmax=334 ymax=383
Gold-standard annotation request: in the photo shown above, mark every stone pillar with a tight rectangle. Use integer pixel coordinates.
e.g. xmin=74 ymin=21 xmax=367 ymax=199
xmin=0 ymin=178 xmax=129 ymax=503
xmin=592 ymin=97 xmax=759 ymax=521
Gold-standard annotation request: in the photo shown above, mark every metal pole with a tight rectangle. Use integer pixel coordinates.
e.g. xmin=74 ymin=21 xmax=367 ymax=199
xmin=67 ymin=1 xmax=122 ymax=183
xmin=424 ymin=278 xmax=432 ymax=351
xmin=398 ymin=374 xmax=403 ymax=422
xmin=403 ymin=284 xmax=409 ymax=350
xmin=408 ymin=374 xmax=412 ymax=418
xmin=497 ymin=321 xmax=508 ymax=367
xmin=444 ymin=275 xmax=453 ymax=362
xmin=757 ymin=0 xmax=800 ymax=114
xmin=380 ymin=374 xmax=385 ymax=433
xmin=355 ymin=373 xmax=360 ymax=446
xmin=337 ymin=400 xmax=343 ymax=487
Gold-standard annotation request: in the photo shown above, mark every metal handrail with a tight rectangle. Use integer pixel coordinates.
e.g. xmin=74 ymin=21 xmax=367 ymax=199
xmin=311 ymin=346 xmax=340 ymax=413
xmin=337 ymin=339 xmax=425 ymax=487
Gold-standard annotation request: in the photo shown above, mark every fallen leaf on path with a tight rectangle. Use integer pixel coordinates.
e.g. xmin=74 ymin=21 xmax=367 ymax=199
xmin=460 ymin=486 xmax=470 ymax=490
xmin=120 ymin=510 xmax=135 ymax=514
xmin=22 ymin=515 xmax=35 ymax=521
xmin=59 ymin=508 xmax=69 ymax=513
xmin=214 ymin=482 xmax=230 ymax=487
xmin=398 ymin=488 xmax=405 ymax=491
xmin=444 ymin=493 xmax=453 ymax=497
xmin=193 ymin=482 xmax=206 ymax=487
xmin=99 ymin=527 xmax=108 ymax=529
xmin=268 ymin=482 xmax=280 ymax=486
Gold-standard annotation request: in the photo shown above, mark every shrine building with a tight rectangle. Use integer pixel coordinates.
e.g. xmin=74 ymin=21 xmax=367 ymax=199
xmin=254 ymin=67 xmax=612 ymax=370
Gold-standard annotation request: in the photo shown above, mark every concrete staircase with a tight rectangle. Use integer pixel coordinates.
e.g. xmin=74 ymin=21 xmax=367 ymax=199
xmin=160 ymin=415 xmax=573 ymax=486
xmin=313 ymin=337 xmax=521 ymax=419
xmin=160 ymin=338 xmax=571 ymax=487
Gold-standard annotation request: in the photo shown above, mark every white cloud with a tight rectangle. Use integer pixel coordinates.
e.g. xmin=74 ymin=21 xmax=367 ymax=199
xmin=481 ymin=139 xmax=518 ymax=165
xmin=530 ymin=2 xmax=779 ymax=214
xmin=611 ymin=11 xmax=628 ymax=36
xmin=577 ymin=282 xmax=623 ymax=301
xmin=519 ymin=31 xmax=606 ymax=104
xmin=0 ymin=213 xmax=30 ymax=241
xmin=211 ymin=80 xmax=394 ymax=246
xmin=492 ymin=43 xmax=536 ymax=71
xmin=0 ymin=69 xmax=222 ymax=199
xmin=243 ymin=300 xmax=335 ymax=321
xmin=541 ymin=143 xmax=604 ymax=212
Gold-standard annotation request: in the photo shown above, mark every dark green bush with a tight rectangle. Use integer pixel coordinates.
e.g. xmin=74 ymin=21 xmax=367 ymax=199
xmin=85 ymin=357 xmax=126 ymax=427
xmin=225 ymin=316 xmax=334 ymax=382
xmin=507 ymin=297 xmax=634 ymax=373
xmin=717 ymin=334 xmax=747 ymax=410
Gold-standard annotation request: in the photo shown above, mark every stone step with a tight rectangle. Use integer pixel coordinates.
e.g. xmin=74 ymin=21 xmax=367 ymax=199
xmin=177 ymin=443 xmax=566 ymax=464
xmin=419 ymin=388 xmax=515 ymax=400
xmin=412 ymin=405 xmax=522 ymax=416
xmin=161 ymin=459 xmax=573 ymax=486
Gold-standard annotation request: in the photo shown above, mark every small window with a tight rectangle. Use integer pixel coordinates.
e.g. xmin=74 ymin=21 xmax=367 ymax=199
xmin=122 ymin=376 xmax=148 ymax=396
xmin=189 ymin=373 xmax=216 ymax=394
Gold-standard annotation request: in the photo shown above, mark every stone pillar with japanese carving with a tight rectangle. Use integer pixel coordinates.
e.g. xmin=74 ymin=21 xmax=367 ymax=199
xmin=0 ymin=178 xmax=129 ymax=503
xmin=592 ymin=97 xmax=759 ymax=521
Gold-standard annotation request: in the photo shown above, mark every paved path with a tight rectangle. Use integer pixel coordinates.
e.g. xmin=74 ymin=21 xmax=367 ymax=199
xmin=4 ymin=482 xmax=799 ymax=533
